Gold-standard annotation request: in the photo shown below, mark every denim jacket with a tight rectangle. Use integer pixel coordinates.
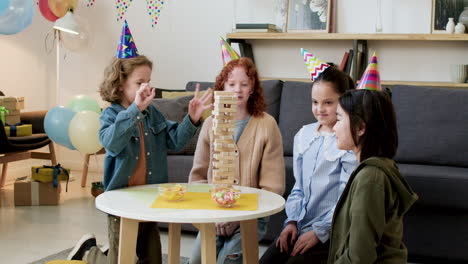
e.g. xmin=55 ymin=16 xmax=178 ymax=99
xmin=99 ymin=102 xmax=198 ymax=191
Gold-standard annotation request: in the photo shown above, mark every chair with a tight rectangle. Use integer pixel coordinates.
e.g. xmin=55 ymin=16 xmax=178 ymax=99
xmin=81 ymin=148 xmax=106 ymax=187
xmin=0 ymin=110 xmax=57 ymax=187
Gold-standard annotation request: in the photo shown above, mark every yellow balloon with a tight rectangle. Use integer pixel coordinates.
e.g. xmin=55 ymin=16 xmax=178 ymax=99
xmin=48 ymin=0 xmax=77 ymax=18
xmin=69 ymin=111 xmax=102 ymax=154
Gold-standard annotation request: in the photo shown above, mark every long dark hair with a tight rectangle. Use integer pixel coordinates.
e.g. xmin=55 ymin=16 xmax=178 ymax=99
xmin=339 ymin=89 xmax=398 ymax=161
xmin=313 ymin=66 xmax=355 ymax=94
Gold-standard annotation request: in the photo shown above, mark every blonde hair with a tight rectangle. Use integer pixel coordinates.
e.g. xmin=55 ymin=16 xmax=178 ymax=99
xmin=99 ymin=55 xmax=153 ymax=104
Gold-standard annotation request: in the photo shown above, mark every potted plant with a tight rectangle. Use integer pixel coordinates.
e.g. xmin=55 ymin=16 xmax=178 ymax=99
xmin=91 ymin=181 xmax=104 ymax=197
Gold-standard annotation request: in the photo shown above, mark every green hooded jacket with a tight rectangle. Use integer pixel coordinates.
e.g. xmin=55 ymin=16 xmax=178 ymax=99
xmin=328 ymin=157 xmax=418 ymax=264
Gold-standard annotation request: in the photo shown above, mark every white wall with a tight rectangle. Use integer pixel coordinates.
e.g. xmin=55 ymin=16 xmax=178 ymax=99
xmin=1 ymin=0 xmax=467 ymax=181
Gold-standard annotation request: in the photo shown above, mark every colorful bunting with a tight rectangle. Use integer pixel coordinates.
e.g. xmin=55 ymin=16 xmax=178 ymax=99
xmin=145 ymin=0 xmax=166 ymax=27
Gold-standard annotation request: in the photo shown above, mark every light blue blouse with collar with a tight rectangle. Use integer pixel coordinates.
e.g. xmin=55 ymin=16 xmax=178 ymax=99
xmin=285 ymin=122 xmax=358 ymax=243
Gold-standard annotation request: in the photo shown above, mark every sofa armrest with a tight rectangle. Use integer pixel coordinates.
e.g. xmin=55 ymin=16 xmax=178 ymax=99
xmin=20 ymin=110 xmax=47 ymax=134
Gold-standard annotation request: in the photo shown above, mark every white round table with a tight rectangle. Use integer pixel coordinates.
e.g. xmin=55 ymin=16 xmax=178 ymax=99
xmin=96 ymin=184 xmax=285 ymax=264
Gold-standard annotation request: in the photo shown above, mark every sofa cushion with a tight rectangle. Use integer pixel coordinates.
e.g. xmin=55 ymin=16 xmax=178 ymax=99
xmin=151 ymin=95 xmax=200 ymax=155
xmin=186 ymin=80 xmax=283 ymax=122
xmin=392 ymin=85 xmax=468 ymax=167
xmin=398 ymin=163 xmax=468 ymax=210
xmin=278 ymin=81 xmax=316 ymax=156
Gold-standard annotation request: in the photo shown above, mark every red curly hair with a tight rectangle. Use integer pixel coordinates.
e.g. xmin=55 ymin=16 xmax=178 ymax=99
xmin=213 ymin=57 xmax=266 ymax=117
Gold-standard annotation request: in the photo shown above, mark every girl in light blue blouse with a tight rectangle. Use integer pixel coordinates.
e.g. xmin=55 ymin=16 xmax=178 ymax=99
xmin=260 ymin=50 xmax=358 ymax=264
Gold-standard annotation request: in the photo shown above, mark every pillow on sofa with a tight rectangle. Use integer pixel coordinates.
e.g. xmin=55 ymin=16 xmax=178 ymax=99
xmin=186 ymin=80 xmax=283 ymax=122
xmin=152 ymin=93 xmax=204 ymax=155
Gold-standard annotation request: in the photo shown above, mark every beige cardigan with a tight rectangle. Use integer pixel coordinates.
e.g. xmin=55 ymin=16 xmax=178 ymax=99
xmin=189 ymin=113 xmax=285 ymax=196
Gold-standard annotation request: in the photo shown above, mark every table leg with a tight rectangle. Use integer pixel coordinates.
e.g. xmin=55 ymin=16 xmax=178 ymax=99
xmin=241 ymin=219 xmax=258 ymax=264
xmin=118 ymin=217 xmax=139 ymax=264
xmin=168 ymin=223 xmax=181 ymax=264
xmin=199 ymin=223 xmax=217 ymax=264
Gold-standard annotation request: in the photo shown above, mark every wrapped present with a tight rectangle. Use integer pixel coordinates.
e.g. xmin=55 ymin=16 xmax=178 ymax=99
xmin=14 ymin=177 xmax=60 ymax=206
xmin=32 ymin=164 xmax=70 ymax=190
xmin=0 ymin=96 xmax=25 ymax=110
xmin=0 ymin=106 xmax=8 ymax=124
xmin=4 ymin=123 xmax=32 ymax=137
xmin=5 ymin=114 xmax=20 ymax=125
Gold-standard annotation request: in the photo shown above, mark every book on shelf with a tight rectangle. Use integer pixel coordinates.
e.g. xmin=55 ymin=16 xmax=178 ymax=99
xmin=235 ymin=28 xmax=281 ymax=33
xmin=236 ymin=23 xmax=278 ymax=29
xmin=344 ymin=49 xmax=354 ymax=74
xmin=339 ymin=51 xmax=350 ymax=71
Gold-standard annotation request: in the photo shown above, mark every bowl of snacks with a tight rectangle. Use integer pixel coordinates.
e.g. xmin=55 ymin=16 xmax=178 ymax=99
xmin=158 ymin=184 xmax=186 ymax=201
xmin=210 ymin=185 xmax=241 ymax=208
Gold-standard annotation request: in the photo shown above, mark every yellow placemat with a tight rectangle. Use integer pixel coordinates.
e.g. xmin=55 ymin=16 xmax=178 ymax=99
xmin=151 ymin=192 xmax=258 ymax=211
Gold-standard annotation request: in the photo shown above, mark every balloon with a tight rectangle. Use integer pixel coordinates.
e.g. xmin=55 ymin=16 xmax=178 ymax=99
xmin=44 ymin=106 xmax=76 ymax=150
xmin=39 ymin=0 xmax=58 ymax=22
xmin=0 ymin=0 xmax=10 ymax=16
xmin=69 ymin=111 xmax=102 ymax=154
xmin=48 ymin=0 xmax=76 ymax=18
xmin=61 ymin=15 xmax=92 ymax=52
xmin=0 ymin=0 xmax=34 ymax=35
xmin=67 ymin=95 xmax=101 ymax=114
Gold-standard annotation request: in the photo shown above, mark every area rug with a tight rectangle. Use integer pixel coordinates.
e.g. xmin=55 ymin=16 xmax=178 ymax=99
xmin=29 ymin=248 xmax=189 ymax=264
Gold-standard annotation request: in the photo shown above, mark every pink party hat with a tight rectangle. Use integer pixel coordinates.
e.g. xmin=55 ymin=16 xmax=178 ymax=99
xmin=357 ymin=52 xmax=382 ymax=91
xmin=220 ymin=37 xmax=240 ymax=66
xmin=301 ymin=48 xmax=330 ymax=81
xmin=116 ymin=20 xmax=140 ymax=59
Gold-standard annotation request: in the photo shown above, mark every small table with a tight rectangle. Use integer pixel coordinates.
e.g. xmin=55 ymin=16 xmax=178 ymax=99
xmin=95 ymin=184 xmax=285 ymax=264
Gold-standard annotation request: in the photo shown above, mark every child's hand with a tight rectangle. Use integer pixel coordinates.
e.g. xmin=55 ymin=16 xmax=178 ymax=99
xmin=276 ymin=222 xmax=298 ymax=254
xmin=135 ymin=83 xmax=156 ymax=112
xmin=188 ymin=83 xmax=213 ymax=124
xmin=290 ymin=230 xmax=319 ymax=256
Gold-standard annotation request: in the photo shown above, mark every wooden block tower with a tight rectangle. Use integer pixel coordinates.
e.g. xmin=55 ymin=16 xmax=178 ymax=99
xmin=212 ymin=91 xmax=237 ymax=184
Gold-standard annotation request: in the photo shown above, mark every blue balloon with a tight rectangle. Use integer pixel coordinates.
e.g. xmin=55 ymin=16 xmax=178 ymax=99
xmin=0 ymin=0 xmax=34 ymax=35
xmin=44 ymin=106 xmax=77 ymax=150
xmin=0 ymin=0 xmax=10 ymax=16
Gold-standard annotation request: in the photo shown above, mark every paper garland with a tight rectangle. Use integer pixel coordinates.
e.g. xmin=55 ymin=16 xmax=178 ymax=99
xmin=86 ymin=0 xmax=166 ymax=27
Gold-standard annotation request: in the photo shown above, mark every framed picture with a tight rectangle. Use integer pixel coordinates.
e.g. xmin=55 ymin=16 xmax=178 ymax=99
xmin=287 ymin=0 xmax=332 ymax=32
xmin=432 ymin=0 xmax=465 ymax=32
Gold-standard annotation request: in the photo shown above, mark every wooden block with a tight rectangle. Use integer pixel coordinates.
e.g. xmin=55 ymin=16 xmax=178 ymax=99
xmin=212 ymin=179 xmax=236 ymax=184
xmin=213 ymin=130 xmax=235 ymax=136
xmin=212 ymin=110 xmax=236 ymax=116
xmin=214 ymin=101 xmax=238 ymax=106
xmin=213 ymin=162 xmax=236 ymax=168
xmin=212 ymin=123 xmax=236 ymax=128
xmin=213 ymin=154 xmax=236 ymax=160
xmin=213 ymin=167 xmax=234 ymax=172
xmin=213 ymin=169 xmax=236 ymax=176
xmin=213 ymin=119 xmax=235 ymax=124
xmin=213 ymin=127 xmax=235 ymax=132
xmin=213 ymin=143 xmax=235 ymax=148
xmin=213 ymin=107 xmax=237 ymax=112
xmin=214 ymin=146 xmax=236 ymax=152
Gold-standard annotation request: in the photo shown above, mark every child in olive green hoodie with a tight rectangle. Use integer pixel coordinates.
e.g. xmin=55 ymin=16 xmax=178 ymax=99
xmin=330 ymin=89 xmax=418 ymax=263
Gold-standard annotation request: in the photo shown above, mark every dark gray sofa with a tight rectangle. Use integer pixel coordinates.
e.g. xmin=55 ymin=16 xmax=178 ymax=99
xmin=155 ymin=81 xmax=468 ymax=263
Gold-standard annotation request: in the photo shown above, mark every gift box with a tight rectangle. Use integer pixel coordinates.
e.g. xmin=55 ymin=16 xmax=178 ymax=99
xmin=14 ymin=178 xmax=60 ymax=206
xmin=31 ymin=164 xmax=70 ymax=188
xmin=0 ymin=96 xmax=25 ymax=110
xmin=5 ymin=114 xmax=20 ymax=125
xmin=4 ymin=124 xmax=32 ymax=137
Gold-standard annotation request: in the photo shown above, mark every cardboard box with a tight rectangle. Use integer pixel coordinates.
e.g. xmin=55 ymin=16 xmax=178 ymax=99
xmin=14 ymin=178 xmax=60 ymax=206
xmin=0 ymin=96 xmax=24 ymax=110
xmin=4 ymin=124 xmax=32 ymax=137
xmin=5 ymin=114 xmax=20 ymax=125
xmin=31 ymin=165 xmax=70 ymax=183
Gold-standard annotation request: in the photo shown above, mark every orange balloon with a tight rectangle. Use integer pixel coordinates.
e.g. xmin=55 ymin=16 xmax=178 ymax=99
xmin=48 ymin=0 xmax=77 ymax=18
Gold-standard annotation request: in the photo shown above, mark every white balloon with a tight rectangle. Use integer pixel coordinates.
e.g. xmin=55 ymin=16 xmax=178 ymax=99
xmin=69 ymin=111 xmax=102 ymax=154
